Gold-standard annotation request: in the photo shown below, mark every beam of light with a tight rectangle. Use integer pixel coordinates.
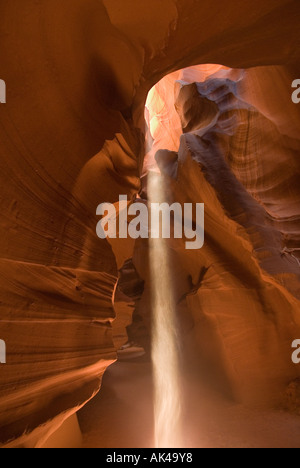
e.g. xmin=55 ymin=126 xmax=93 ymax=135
xmin=148 ymin=172 xmax=182 ymax=449
xmin=145 ymin=65 xmax=230 ymax=448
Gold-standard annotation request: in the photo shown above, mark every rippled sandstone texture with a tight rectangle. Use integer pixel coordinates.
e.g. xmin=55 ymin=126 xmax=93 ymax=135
xmin=0 ymin=0 xmax=300 ymax=446
xmin=139 ymin=64 xmax=300 ymax=404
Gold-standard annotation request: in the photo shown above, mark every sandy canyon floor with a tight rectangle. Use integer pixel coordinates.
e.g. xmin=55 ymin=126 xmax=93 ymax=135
xmin=78 ymin=354 xmax=300 ymax=449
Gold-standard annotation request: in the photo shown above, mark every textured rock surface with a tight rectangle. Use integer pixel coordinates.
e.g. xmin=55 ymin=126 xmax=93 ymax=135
xmin=284 ymin=378 xmax=300 ymax=415
xmin=0 ymin=0 xmax=300 ymax=446
xmin=139 ymin=65 xmax=300 ymax=403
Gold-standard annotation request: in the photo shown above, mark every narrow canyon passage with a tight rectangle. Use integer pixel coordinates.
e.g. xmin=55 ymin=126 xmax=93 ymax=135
xmin=78 ymin=355 xmax=300 ymax=449
xmin=1 ymin=1 xmax=300 ymax=448
xmin=78 ymin=63 xmax=300 ymax=449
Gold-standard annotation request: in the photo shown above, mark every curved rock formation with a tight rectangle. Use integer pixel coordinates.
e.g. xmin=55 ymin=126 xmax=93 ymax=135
xmin=140 ymin=65 xmax=300 ymax=404
xmin=0 ymin=0 xmax=300 ymax=446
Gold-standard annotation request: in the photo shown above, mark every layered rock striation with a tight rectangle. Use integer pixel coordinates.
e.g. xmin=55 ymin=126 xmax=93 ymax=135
xmin=0 ymin=0 xmax=300 ymax=445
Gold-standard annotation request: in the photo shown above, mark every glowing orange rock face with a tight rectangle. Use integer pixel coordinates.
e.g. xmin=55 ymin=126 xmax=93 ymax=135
xmin=0 ymin=0 xmax=300 ymax=446
xmin=140 ymin=64 xmax=300 ymax=406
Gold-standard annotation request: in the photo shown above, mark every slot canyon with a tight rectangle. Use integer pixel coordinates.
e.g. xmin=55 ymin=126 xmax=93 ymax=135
xmin=0 ymin=0 xmax=300 ymax=449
